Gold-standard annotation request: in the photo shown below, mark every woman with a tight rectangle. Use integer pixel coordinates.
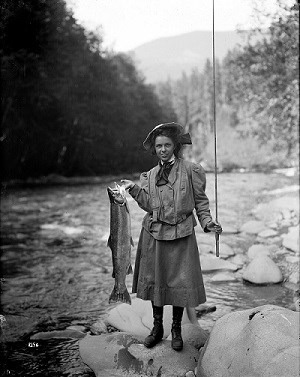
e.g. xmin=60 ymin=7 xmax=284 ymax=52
xmin=121 ymin=122 xmax=222 ymax=351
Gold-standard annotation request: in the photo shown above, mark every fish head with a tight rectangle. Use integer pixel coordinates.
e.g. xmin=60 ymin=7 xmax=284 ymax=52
xmin=107 ymin=183 xmax=126 ymax=205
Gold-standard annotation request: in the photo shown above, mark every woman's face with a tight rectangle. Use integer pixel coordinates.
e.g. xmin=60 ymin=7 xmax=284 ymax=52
xmin=154 ymin=135 xmax=175 ymax=162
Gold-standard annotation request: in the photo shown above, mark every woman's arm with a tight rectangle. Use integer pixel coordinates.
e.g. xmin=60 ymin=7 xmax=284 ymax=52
xmin=191 ymin=164 xmax=213 ymax=231
xmin=191 ymin=165 xmax=222 ymax=234
xmin=122 ymin=173 xmax=152 ymax=212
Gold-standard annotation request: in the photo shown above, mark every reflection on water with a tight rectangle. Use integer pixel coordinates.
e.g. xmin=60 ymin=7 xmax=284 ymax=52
xmin=0 ymin=172 xmax=296 ymax=375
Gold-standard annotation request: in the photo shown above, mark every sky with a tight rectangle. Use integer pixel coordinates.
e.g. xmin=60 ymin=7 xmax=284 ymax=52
xmin=65 ymin=0 xmax=283 ymax=52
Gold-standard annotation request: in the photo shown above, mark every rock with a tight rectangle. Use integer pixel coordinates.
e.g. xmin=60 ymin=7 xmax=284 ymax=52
xmin=240 ymin=220 xmax=266 ymax=234
xmin=200 ymin=255 xmax=238 ymax=273
xmin=282 ymin=226 xmax=299 ymax=253
xmin=166 ymin=323 xmax=209 ymax=350
xmin=242 ymin=255 xmax=283 ymax=284
xmin=30 ymin=329 xmax=86 ymax=340
xmin=286 ymin=255 xmax=299 ymax=264
xmin=185 ymin=371 xmax=196 ymax=377
xmin=258 ymin=235 xmax=283 ymax=246
xmin=229 ymin=254 xmax=248 ymax=267
xmin=288 ymin=270 xmax=300 ymax=285
xmin=79 ymin=332 xmax=199 ymax=377
xmin=197 ymin=305 xmax=300 ymax=377
xmin=194 ymin=304 xmax=216 ymax=317
xmin=66 ymin=325 xmax=86 ymax=332
xmin=90 ymin=319 xmax=108 ymax=335
xmin=257 ymin=229 xmax=278 ymax=238
xmin=105 ymin=297 xmax=191 ymax=338
xmin=210 ymin=272 xmax=237 ymax=283
xmin=247 ymin=244 xmax=270 ymax=259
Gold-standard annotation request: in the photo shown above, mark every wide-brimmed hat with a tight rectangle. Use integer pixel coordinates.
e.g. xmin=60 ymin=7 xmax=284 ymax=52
xmin=143 ymin=122 xmax=192 ymax=150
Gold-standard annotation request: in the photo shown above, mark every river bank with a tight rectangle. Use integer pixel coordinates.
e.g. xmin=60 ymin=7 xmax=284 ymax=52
xmin=0 ymin=170 xmax=299 ymax=376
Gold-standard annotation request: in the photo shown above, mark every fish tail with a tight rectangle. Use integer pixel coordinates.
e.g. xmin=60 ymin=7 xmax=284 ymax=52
xmin=109 ymin=285 xmax=131 ymax=305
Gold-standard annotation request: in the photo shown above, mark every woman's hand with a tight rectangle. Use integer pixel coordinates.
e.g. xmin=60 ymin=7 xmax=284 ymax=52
xmin=206 ymin=221 xmax=222 ymax=234
xmin=121 ymin=179 xmax=135 ymax=190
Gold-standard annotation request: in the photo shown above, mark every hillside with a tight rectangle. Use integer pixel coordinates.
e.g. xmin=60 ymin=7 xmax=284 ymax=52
xmin=129 ymin=30 xmax=246 ymax=83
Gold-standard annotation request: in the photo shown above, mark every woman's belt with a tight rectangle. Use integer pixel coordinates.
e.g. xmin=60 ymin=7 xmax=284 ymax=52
xmin=149 ymin=212 xmax=193 ymax=226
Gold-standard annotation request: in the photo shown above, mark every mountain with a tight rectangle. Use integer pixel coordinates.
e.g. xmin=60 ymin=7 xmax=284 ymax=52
xmin=129 ymin=30 xmax=246 ymax=83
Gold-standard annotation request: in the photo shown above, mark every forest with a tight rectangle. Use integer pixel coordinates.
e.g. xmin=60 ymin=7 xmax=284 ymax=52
xmin=1 ymin=0 xmax=298 ymax=180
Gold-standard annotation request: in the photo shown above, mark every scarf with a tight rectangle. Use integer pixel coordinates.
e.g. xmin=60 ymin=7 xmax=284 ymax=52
xmin=156 ymin=160 xmax=174 ymax=186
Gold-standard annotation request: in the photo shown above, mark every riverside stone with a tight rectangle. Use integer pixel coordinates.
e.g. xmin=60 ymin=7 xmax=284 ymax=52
xmin=200 ymin=255 xmax=238 ymax=273
xmin=90 ymin=319 xmax=108 ymax=335
xmin=197 ymin=305 xmax=300 ymax=377
xmin=242 ymin=255 xmax=283 ymax=284
xmin=30 ymin=329 xmax=85 ymax=340
xmin=194 ymin=304 xmax=217 ymax=317
xmin=247 ymin=244 xmax=270 ymax=259
xmin=257 ymin=229 xmax=278 ymax=238
xmin=210 ymin=272 xmax=237 ymax=283
xmin=282 ymin=226 xmax=299 ymax=253
xmin=79 ymin=332 xmax=199 ymax=377
xmin=240 ymin=220 xmax=266 ymax=234
xmin=105 ymin=297 xmax=190 ymax=338
xmin=166 ymin=323 xmax=209 ymax=350
xmin=229 ymin=254 xmax=248 ymax=267
xmin=288 ymin=270 xmax=300 ymax=285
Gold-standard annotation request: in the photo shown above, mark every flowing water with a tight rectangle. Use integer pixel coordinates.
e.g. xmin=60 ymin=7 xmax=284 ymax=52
xmin=0 ymin=172 xmax=297 ymax=376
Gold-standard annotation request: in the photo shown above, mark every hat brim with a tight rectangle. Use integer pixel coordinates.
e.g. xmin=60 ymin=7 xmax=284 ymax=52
xmin=143 ymin=122 xmax=189 ymax=150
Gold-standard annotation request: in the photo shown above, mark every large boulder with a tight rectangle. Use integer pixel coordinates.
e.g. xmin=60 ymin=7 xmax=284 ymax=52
xmin=105 ymin=297 xmax=190 ymax=338
xmin=197 ymin=305 xmax=300 ymax=377
xmin=242 ymin=255 xmax=283 ymax=284
xmin=79 ymin=332 xmax=199 ymax=377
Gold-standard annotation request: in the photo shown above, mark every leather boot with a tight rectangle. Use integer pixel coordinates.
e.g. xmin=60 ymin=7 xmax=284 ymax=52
xmin=171 ymin=306 xmax=184 ymax=351
xmin=144 ymin=302 xmax=164 ymax=348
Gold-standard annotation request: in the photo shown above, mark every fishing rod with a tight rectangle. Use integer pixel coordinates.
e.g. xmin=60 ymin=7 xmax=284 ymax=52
xmin=212 ymin=0 xmax=220 ymax=257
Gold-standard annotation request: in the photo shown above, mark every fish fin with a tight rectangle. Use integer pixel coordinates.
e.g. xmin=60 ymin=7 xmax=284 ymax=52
xmin=109 ymin=286 xmax=131 ymax=305
xmin=127 ymin=264 xmax=133 ymax=275
xmin=107 ymin=235 xmax=111 ymax=248
xmin=130 ymin=237 xmax=134 ymax=247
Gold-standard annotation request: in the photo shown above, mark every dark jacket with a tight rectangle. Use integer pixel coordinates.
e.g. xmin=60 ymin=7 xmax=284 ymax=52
xmin=129 ymin=158 xmax=212 ymax=240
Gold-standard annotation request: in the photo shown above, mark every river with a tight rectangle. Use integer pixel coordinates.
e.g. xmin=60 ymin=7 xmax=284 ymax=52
xmin=0 ymin=171 xmax=297 ymax=376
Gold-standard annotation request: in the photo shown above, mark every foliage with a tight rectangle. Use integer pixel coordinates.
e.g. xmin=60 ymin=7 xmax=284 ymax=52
xmin=156 ymin=1 xmax=299 ymax=170
xmin=0 ymin=0 xmax=170 ymax=179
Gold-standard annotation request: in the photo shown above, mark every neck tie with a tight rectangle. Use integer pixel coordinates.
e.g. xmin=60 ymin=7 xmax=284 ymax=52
xmin=156 ymin=161 xmax=173 ymax=186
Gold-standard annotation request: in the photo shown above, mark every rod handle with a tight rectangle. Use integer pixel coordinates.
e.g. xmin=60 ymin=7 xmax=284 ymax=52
xmin=215 ymin=233 xmax=219 ymax=257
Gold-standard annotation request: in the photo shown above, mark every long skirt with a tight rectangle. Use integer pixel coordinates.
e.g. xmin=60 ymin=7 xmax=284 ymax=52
xmin=132 ymin=227 xmax=206 ymax=307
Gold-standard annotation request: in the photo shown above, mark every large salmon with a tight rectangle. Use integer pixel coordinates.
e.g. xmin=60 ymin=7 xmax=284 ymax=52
xmin=107 ymin=183 xmax=133 ymax=304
